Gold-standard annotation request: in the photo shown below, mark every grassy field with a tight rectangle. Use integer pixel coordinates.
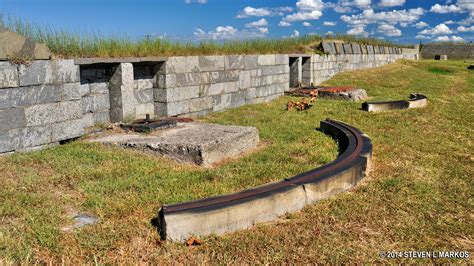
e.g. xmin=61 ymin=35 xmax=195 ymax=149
xmin=0 ymin=60 xmax=473 ymax=263
xmin=1 ymin=14 xmax=411 ymax=58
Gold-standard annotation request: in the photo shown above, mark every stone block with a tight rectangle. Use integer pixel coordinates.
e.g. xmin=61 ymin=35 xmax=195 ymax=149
xmin=257 ymin=55 xmax=276 ymax=66
xmin=351 ymin=44 xmax=362 ymax=54
xmin=62 ymin=82 xmax=82 ymax=101
xmin=24 ymin=101 xmax=82 ymax=127
xmin=166 ymin=56 xmax=200 ymax=74
xmin=275 ymin=54 xmax=289 ymax=65
xmin=188 ymin=97 xmax=214 ymax=113
xmin=245 ymin=87 xmax=257 ymax=99
xmin=209 ymin=70 xmax=238 ymax=84
xmin=160 ymin=101 xmax=190 ymax=116
xmin=82 ymin=113 xmax=95 ymax=128
xmin=90 ymin=122 xmax=259 ymax=166
xmin=93 ymin=111 xmax=110 ymax=124
xmin=334 ymin=43 xmax=344 ymax=54
xmin=0 ymin=62 xmax=19 ymax=88
xmin=0 ymin=26 xmax=51 ymax=60
xmin=239 ymin=70 xmax=252 ymax=89
xmin=51 ymin=118 xmax=84 ymax=142
xmin=19 ymin=59 xmax=79 ymax=86
xmin=343 ymin=43 xmax=353 ymax=54
xmin=155 ymin=85 xmax=200 ymax=102
xmin=135 ymin=88 xmax=153 ymax=104
xmin=243 ymin=55 xmax=259 ymax=69
xmin=213 ymin=91 xmax=245 ymax=111
xmin=225 ymin=55 xmax=245 ymax=70
xmin=157 ymin=74 xmax=176 ymax=89
xmin=175 ymin=72 xmax=210 ymax=87
xmin=0 ymin=108 xmax=25 ymax=130
xmin=367 ymin=45 xmax=374 ymax=54
xmin=79 ymin=84 xmax=90 ymax=97
xmin=134 ymin=79 xmax=154 ymax=90
xmin=135 ymin=103 xmax=155 ymax=118
xmin=92 ymin=94 xmax=110 ymax=112
xmin=82 ymin=96 xmax=93 ymax=113
xmin=89 ymin=82 xmax=109 ymax=94
xmin=322 ymin=41 xmax=336 ymax=54
xmin=262 ymin=65 xmax=286 ymax=76
xmin=199 ymin=56 xmax=225 ymax=72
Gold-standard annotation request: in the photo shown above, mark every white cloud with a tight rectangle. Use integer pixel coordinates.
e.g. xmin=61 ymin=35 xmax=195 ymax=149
xmin=377 ymin=23 xmax=402 ymax=36
xmin=291 ymin=30 xmax=301 ymax=38
xmin=419 ymin=23 xmax=453 ymax=35
xmin=194 ymin=25 xmax=269 ymax=40
xmin=435 ymin=35 xmax=465 ymax=42
xmin=279 ymin=21 xmax=292 ymax=27
xmin=237 ymin=6 xmax=293 ymax=18
xmin=340 ymin=8 xmax=424 ymax=27
xmin=326 ymin=31 xmax=334 ymax=35
xmin=415 ymin=34 xmax=430 ymax=39
xmin=347 ymin=26 xmax=368 ymax=36
xmin=457 ymin=0 xmax=474 ymax=15
xmin=457 ymin=25 xmax=474 ymax=32
xmin=415 ymin=21 xmax=428 ymax=28
xmin=281 ymin=0 xmax=325 ymax=23
xmin=444 ymin=20 xmax=455 ymax=24
xmin=323 ymin=21 xmax=337 ymax=26
xmin=430 ymin=4 xmax=463 ymax=13
xmin=303 ymin=21 xmax=312 ymax=26
xmin=458 ymin=16 xmax=474 ymax=26
xmin=245 ymin=18 xmax=268 ymax=28
xmin=326 ymin=0 xmax=371 ymax=13
xmin=379 ymin=0 xmax=406 ymax=7
xmin=185 ymin=0 xmax=207 ymax=3
xmin=284 ymin=10 xmax=323 ymax=22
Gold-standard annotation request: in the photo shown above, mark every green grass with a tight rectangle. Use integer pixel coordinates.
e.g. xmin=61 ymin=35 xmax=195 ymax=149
xmin=1 ymin=60 xmax=473 ymax=264
xmin=1 ymin=14 xmax=412 ymax=58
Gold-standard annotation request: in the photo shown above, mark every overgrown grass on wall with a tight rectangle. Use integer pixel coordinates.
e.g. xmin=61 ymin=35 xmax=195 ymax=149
xmin=1 ymin=14 xmax=412 ymax=58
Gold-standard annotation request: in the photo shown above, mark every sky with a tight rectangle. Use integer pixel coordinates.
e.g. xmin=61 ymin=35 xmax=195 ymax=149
xmin=1 ymin=0 xmax=473 ymax=44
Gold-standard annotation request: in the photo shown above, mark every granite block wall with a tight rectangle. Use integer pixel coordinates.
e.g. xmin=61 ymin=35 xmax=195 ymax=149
xmin=155 ymin=55 xmax=289 ymax=117
xmin=420 ymin=44 xmax=474 ymax=60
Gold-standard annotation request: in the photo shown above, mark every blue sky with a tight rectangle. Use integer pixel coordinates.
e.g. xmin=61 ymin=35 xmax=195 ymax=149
xmin=1 ymin=0 xmax=473 ymax=43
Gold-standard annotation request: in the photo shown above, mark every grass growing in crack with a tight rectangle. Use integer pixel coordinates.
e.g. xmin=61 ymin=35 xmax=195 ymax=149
xmin=0 ymin=14 xmax=412 ymax=58
xmin=0 ymin=60 xmax=473 ymax=264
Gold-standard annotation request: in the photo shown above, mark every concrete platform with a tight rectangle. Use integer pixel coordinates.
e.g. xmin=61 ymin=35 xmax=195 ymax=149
xmin=89 ymin=123 xmax=259 ymax=166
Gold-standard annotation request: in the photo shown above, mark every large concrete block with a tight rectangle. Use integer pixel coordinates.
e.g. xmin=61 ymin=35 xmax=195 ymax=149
xmin=352 ymin=44 xmax=362 ymax=54
xmin=0 ymin=108 xmax=25 ymax=130
xmin=188 ymin=97 xmax=214 ymax=113
xmin=155 ymin=85 xmax=200 ymax=102
xmin=51 ymin=118 xmax=84 ymax=142
xmin=243 ymin=55 xmax=259 ymax=69
xmin=89 ymin=82 xmax=109 ymax=94
xmin=133 ymin=79 xmax=154 ymax=91
xmin=0 ymin=84 xmax=62 ymax=109
xmin=157 ymin=101 xmax=190 ymax=116
xmin=199 ymin=56 xmax=225 ymax=72
xmin=334 ymin=43 xmax=344 ymax=54
xmin=135 ymin=103 xmax=155 ymax=118
xmin=213 ymin=91 xmax=245 ymax=111
xmin=262 ymin=65 xmax=286 ymax=76
xmin=135 ymin=88 xmax=153 ymax=104
xmin=239 ymin=70 xmax=252 ymax=89
xmin=91 ymin=94 xmax=110 ymax=112
xmin=245 ymin=87 xmax=257 ymax=99
xmin=0 ymin=125 xmax=51 ymax=153
xmin=24 ymin=101 xmax=82 ymax=127
xmin=62 ymin=82 xmax=82 ymax=101
xmin=165 ymin=56 xmax=200 ymax=74
xmin=0 ymin=26 xmax=51 ymax=60
xmin=322 ymin=41 xmax=336 ymax=54
xmin=19 ymin=59 xmax=79 ymax=86
xmin=343 ymin=43 xmax=353 ymax=54
xmin=175 ymin=72 xmax=210 ymax=87
xmin=0 ymin=62 xmax=19 ymax=88
xmin=109 ymin=63 xmax=135 ymax=122
xmin=82 ymin=96 xmax=93 ymax=113
xmin=275 ymin=54 xmax=289 ymax=65
xmin=225 ymin=55 xmax=245 ymax=70
xmin=157 ymin=74 xmax=176 ymax=89
xmin=258 ymin=55 xmax=276 ymax=66
xmin=209 ymin=70 xmax=239 ymax=84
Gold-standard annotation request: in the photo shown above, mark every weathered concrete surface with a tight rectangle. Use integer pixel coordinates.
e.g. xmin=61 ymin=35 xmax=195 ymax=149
xmin=89 ymin=123 xmax=259 ymax=166
xmin=421 ymin=43 xmax=474 ymax=60
xmin=362 ymin=93 xmax=427 ymax=112
xmin=0 ymin=26 xmax=51 ymax=60
xmin=318 ymin=88 xmax=368 ymax=101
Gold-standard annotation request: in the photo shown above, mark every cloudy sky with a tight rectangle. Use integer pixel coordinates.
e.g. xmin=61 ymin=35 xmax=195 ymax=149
xmin=1 ymin=0 xmax=473 ymax=43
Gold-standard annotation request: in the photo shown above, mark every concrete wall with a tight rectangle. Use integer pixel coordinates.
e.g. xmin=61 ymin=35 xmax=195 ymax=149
xmin=155 ymin=55 xmax=289 ymax=117
xmin=420 ymin=43 xmax=474 ymax=60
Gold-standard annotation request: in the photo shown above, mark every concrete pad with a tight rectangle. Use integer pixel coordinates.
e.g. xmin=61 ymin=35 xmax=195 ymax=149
xmin=89 ymin=123 xmax=259 ymax=166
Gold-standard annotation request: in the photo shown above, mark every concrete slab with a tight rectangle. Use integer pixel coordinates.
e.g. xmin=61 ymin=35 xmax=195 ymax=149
xmin=89 ymin=123 xmax=259 ymax=166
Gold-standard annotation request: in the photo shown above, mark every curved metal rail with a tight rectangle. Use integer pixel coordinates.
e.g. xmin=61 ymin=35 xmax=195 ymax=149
xmin=362 ymin=93 xmax=427 ymax=112
xmin=156 ymin=118 xmax=372 ymax=241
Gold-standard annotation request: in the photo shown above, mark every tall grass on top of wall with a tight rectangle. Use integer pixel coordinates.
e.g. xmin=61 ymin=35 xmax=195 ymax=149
xmin=1 ymin=14 xmax=412 ymax=58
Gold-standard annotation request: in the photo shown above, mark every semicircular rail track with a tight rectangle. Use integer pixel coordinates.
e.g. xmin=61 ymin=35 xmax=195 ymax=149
xmin=156 ymin=118 xmax=372 ymax=241
xmin=362 ymin=93 xmax=427 ymax=112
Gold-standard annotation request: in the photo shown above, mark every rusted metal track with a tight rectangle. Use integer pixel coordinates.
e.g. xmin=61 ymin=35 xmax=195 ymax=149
xmin=157 ymin=118 xmax=372 ymax=240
